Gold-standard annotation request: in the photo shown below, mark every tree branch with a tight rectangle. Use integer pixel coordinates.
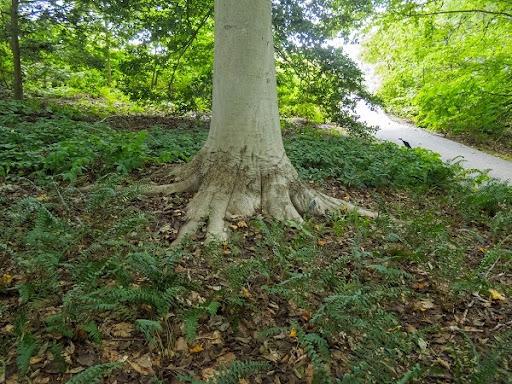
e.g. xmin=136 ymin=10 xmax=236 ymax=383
xmin=405 ymin=9 xmax=512 ymax=20
xmin=167 ymin=7 xmax=213 ymax=94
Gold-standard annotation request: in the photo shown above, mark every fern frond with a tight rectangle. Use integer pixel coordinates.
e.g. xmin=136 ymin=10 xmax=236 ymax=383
xmin=296 ymin=328 xmax=332 ymax=384
xmin=136 ymin=319 xmax=163 ymax=345
xmin=207 ymin=361 xmax=270 ymax=384
xmin=65 ymin=361 xmax=123 ymax=384
xmin=16 ymin=335 xmax=38 ymax=376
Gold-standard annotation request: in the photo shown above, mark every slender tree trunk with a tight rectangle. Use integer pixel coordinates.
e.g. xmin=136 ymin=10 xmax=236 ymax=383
xmin=104 ymin=21 xmax=112 ymax=86
xmin=147 ymin=0 xmax=375 ymax=242
xmin=151 ymin=57 xmax=159 ymax=90
xmin=10 ymin=0 xmax=23 ymax=100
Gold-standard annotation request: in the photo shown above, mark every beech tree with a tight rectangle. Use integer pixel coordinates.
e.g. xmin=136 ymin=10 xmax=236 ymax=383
xmin=148 ymin=0 xmax=375 ymax=242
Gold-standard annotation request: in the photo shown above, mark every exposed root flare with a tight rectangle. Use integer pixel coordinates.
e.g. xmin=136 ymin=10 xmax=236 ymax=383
xmin=145 ymin=177 xmax=200 ymax=196
xmin=146 ymin=150 xmax=377 ymax=244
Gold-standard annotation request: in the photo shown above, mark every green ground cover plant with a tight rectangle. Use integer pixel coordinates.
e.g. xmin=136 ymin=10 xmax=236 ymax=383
xmin=0 ymin=101 xmax=510 ymax=383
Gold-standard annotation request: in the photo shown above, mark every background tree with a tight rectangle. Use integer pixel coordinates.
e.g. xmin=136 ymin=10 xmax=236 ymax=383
xmin=9 ymin=0 xmax=22 ymax=99
xmin=365 ymin=0 xmax=512 ymax=146
xmin=0 ymin=0 xmax=379 ymax=134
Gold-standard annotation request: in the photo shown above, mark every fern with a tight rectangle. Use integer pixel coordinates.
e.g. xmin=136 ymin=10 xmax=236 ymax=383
xmin=110 ymin=286 xmax=171 ymax=315
xmin=45 ymin=312 xmax=74 ymax=338
xmin=48 ymin=342 xmax=68 ymax=373
xmin=296 ymin=328 xmax=332 ymax=384
xmin=81 ymin=321 xmax=102 ymax=344
xmin=207 ymin=361 xmax=270 ymax=384
xmin=183 ymin=301 xmax=221 ymax=342
xmin=223 ymin=258 xmax=270 ymax=291
xmin=183 ymin=309 xmax=201 ymax=342
xmin=471 ymin=331 xmax=512 ymax=384
xmin=136 ymin=319 xmax=163 ymax=345
xmin=16 ymin=335 xmax=38 ymax=376
xmin=396 ymin=364 xmax=422 ymax=384
xmin=65 ymin=361 xmax=123 ymax=384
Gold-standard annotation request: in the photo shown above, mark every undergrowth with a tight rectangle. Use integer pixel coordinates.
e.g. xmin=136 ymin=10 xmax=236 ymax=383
xmin=1 ymin=100 xmax=511 ymax=383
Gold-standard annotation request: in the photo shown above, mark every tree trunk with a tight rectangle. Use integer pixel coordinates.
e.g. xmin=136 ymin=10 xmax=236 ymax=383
xmin=148 ymin=0 xmax=375 ymax=242
xmin=104 ymin=21 xmax=112 ymax=86
xmin=10 ymin=0 xmax=23 ymax=100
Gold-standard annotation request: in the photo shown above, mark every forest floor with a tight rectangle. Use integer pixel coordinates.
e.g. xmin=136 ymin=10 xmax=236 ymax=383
xmin=0 ymin=99 xmax=511 ymax=384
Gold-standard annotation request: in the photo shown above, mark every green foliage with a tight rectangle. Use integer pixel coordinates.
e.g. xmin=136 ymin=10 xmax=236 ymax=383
xmin=1 ymin=174 xmax=189 ymax=372
xmin=0 ymin=100 xmax=205 ymax=181
xmin=16 ymin=335 xmax=38 ymax=376
xmin=286 ymin=129 xmax=460 ymax=189
xmin=470 ymin=331 xmax=512 ymax=384
xmin=365 ymin=0 xmax=512 ymax=144
xmin=65 ymin=362 xmax=124 ymax=384
xmin=179 ymin=361 xmax=270 ymax=384
xmin=0 ymin=0 xmax=377 ymax=133
xmin=1 ymin=102 xmax=510 ymax=382
xmin=460 ymin=180 xmax=512 ymax=218
xmin=1 ymin=100 xmax=463 ymax=192
xmin=207 ymin=361 xmax=270 ymax=384
xmin=296 ymin=328 xmax=332 ymax=384
xmin=136 ymin=319 xmax=163 ymax=346
xmin=183 ymin=301 xmax=221 ymax=342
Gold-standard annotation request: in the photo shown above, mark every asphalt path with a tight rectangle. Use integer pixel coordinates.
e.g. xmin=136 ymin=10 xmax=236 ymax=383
xmin=355 ymin=101 xmax=512 ymax=182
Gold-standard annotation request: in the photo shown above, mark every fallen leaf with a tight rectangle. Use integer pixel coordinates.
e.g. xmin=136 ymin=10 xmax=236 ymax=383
xmin=129 ymin=354 xmax=154 ymax=376
xmin=30 ymin=356 xmax=44 ymax=365
xmin=2 ymin=324 xmax=14 ymax=334
xmin=289 ymin=328 xmax=298 ymax=338
xmin=190 ymin=344 xmax=204 ymax=354
xmin=76 ymin=352 xmax=96 ymax=367
xmin=100 ymin=341 xmax=122 ymax=362
xmin=317 ymin=239 xmax=329 ymax=247
xmin=33 ymin=377 xmax=50 ymax=384
xmin=211 ymin=330 xmax=223 ymax=345
xmin=36 ymin=194 xmax=49 ymax=202
xmin=175 ymin=337 xmax=188 ymax=352
xmin=67 ymin=367 xmax=85 ymax=374
xmin=489 ymin=289 xmax=506 ymax=302
xmin=436 ymin=358 xmax=451 ymax=370
xmin=159 ymin=224 xmax=172 ymax=233
xmin=0 ymin=274 xmax=13 ymax=285
xmin=241 ymin=288 xmax=252 ymax=298
xmin=201 ymin=367 xmax=217 ymax=380
xmin=417 ymin=338 xmax=428 ymax=352
xmin=216 ymin=352 xmax=236 ymax=366
xmin=412 ymin=280 xmax=429 ymax=290
xmin=415 ymin=299 xmax=435 ymax=312
xmin=306 ymin=364 xmax=314 ymax=384
xmin=111 ymin=322 xmax=134 ymax=338
xmin=237 ymin=220 xmax=248 ymax=228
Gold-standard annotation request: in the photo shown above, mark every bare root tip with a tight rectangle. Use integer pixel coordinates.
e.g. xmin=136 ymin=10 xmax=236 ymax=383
xmin=293 ymin=187 xmax=378 ymax=219
xmin=340 ymin=201 xmax=378 ymax=219
xmin=172 ymin=219 xmax=203 ymax=246
xmin=144 ymin=179 xmax=198 ymax=196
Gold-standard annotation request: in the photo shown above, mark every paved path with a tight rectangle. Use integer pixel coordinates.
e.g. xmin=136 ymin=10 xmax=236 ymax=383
xmin=355 ymin=102 xmax=512 ymax=182
xmin=331 ymin=40 xmax=512 ymax=182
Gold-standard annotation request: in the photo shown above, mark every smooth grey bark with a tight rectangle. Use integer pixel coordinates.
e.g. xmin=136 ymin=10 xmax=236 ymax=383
xmin=148 ymin=0 xmax=375 ymax=242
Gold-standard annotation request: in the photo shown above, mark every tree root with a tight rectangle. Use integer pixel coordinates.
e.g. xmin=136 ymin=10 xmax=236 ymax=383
xmin=145 ymin=152 xmax=377 ymax=244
